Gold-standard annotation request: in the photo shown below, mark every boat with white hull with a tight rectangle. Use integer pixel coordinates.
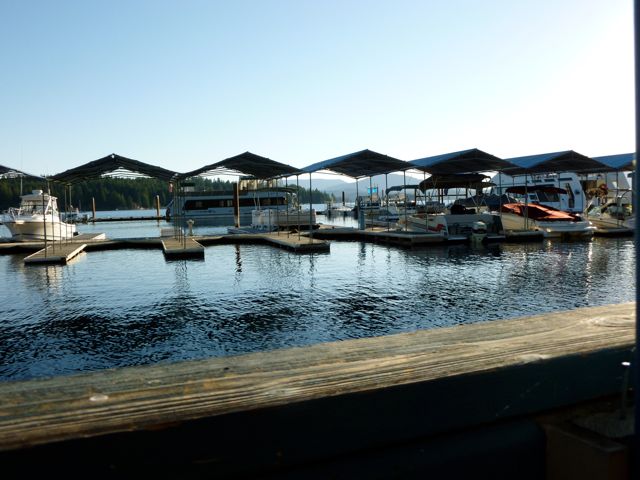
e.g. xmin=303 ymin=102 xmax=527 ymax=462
xmin=166 ymin=189 xmax=289 ymax=220
xmin=587 ymin=199 xmax=635 ymax=234
xmin=500 ymin=203 xmax=594 ymax=238
xmin=1 ymin=190 xmax=77 ymax=242
xmin=400 ymin=208 xmax=505 ymax=243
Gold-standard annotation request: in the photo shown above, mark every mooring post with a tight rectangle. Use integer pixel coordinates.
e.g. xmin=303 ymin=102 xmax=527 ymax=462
xmin=233 ymin=182 xmax=240 ymax=228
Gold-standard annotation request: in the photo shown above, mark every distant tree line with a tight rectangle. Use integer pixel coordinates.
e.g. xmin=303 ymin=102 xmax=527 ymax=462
xmin=0 ymin=177 xmax=333 ymax=211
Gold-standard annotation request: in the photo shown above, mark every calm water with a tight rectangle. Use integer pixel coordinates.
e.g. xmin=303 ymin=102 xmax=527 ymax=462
xmin=0 ymin=210 xmax=635 ymax=382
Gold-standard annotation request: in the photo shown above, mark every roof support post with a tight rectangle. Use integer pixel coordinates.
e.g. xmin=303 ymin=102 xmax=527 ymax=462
xmin=308 ymin=174 xmax=313 ymax=240
xmin=633 ymin=0 xmax=640 ymax=449
xmin=403 ymin=170 xmax=408 ymax=231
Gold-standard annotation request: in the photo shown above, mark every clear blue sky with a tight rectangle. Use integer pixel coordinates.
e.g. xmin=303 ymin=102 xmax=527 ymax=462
xmin=0 ymin=0 xmax=634 ymax=176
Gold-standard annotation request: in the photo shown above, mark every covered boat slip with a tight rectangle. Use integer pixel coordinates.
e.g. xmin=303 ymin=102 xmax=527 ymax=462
xmin=0 ymin=303 xmax=634 ymax=477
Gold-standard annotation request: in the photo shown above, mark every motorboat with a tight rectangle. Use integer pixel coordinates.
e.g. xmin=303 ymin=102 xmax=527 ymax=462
xmin=1 ymin=190 xmax=78 ymax=241
xmin=398 ymin=174 xmax=505 ymax=243
xmin=586 ymin=197 xmax=634 ymax=234
xmin=249 ymin=208 xmax=318 ymax=231
xmin=399 ymin=205 xmax=505 ymax=243
xmin=166 ymin=185 xmax=290 ymax=220
xmin=500 ymin=203 xmax=595 ymax=238
xmin=61 ymin=208 xmax=89 ymax=224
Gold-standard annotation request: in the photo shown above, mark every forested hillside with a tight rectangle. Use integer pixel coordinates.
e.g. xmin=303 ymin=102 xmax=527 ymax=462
xmin=0 ymin=177 xmax=333 ymax=211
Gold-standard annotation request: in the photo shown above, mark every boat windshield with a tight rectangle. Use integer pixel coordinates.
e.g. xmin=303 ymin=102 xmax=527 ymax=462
xmin=19 ymin=198 xmax=57 ymax=215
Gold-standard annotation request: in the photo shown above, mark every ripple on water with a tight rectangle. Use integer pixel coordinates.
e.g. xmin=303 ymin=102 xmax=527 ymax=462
xmin=0 ymin=237 xmax=635 ymax=381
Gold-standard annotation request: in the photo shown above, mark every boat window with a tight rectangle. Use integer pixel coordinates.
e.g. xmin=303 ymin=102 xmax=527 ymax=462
xmin=564 ymin=183 xmax=575 ymax=209
xmin=535 ymin=190 xmax=560 ymax=202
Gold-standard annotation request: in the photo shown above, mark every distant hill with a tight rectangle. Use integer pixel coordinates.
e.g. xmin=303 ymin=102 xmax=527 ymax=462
xmin=306 ymin=174 xmax=424 ymax=202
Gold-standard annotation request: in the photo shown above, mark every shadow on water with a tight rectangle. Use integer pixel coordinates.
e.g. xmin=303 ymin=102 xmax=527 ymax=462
xmin=0 ymin=236 xmax=635 ymax=381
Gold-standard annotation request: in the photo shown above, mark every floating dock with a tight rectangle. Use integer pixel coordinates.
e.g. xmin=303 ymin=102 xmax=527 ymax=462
xmin=161 ymin=236 xmax=205 ymax=259
xmin=313 ymin=226 xmax=543 ymax=246
xmin=22 ymin=233 xmax=107 ymax=265
xmin=24 ymin=243 xmax=87 ymax=265
xmin=0 ymin=302 xmax=634 ymax=477
xmin=236 ymin=231 xmax=330 ymax=252
xmin=91 ymin=215 xmax=164 ymax=222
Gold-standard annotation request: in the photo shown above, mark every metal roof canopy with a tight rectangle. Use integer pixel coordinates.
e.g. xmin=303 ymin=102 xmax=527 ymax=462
xmin=418 ymin=173 xmax=493 ymax=192
xmin=385 ymin=184 xmax=421 ymax=195
xmin=179 ymin=152 xmax=301 ymax=180
xmin=0 ymin=164 xmax=45 ymax=180
xmin=410 ymin=148 xmax=512 ymax=174
xmin=50 ymin=153 xmax=179 ymax=184
xmin=592 ymin=153 xmax=635 ymax=171
xmin=504 ymin=150 xmax=609 ymax=174
xmin=301 ymin=149 xmax=409 ymax=178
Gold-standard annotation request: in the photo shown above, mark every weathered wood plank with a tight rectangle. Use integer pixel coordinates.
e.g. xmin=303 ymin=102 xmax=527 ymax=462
xmin=0 ymin=303 xmax=634 ymax=452
xmin=23 ymin=243 xmax=87 ymax=264
xmin=161 ymin=237 xmax=204 ymax=259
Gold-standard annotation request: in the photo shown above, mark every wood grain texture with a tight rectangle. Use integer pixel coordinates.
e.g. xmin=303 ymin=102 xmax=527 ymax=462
xmin=0 ymin=302 xmax=634 ymax=451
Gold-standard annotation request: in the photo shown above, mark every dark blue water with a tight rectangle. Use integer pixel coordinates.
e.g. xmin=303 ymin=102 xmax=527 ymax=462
xmin=0 ymin=222 xmax=634 ymax=382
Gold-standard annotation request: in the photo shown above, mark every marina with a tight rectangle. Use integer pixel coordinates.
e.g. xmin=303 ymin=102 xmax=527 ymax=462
xmin=0 ymin=216 xmax=634 ymax=383
xmin=0 ymin=128 xmax=637 ymax=480
xmin=1 ymin=3 xmax=637 ymax=476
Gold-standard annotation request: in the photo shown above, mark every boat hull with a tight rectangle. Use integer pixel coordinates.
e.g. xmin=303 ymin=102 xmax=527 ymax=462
xmin=3 ymin=217 xmax=77 ymax=242
xmin=588 ymin=215 xmax=635 ymax=234
xmin=500 ymin=213 xmax=594 ymax=238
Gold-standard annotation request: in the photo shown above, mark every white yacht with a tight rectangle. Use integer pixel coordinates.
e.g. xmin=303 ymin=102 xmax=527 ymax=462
xmin=1 ymin=190 xmax=77 ymax=241
xmin=165 ymin=188 xmax=289 ymax=220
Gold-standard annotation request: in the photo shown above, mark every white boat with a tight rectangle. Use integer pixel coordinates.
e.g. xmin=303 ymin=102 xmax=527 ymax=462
xmin=249 ymin=208 xmax=318 ymax=231
xmin=1 ymin=190 xmax=78 ymax=241
xmin=490 ymin=171 xmax=632 ymax=213
xmin=400 ymin=207 xmax=505 ymax=243
xmin=166 ymin=188 xmax=289 ymax=220
xmin=500 ymin=203 xmax=595 ymax=238
xmin=61 ymin=208 xmax=89 ymax=224
xmin=586 ymin=197 xmax=635 ymax=234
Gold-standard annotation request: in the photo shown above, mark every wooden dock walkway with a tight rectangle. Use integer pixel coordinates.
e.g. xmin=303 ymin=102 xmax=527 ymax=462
xmin=258 ymin=231 xmax=330 ymax=252
xmin=312 ymin=226 xmax=543 ymax=246
xmin=0 ymin=302 xmax=634 ymax=478
xmin=23 ymin=243 xmax=87 ymax=264
xmin=161 ymin=236 xmax=205 ymax=259
xmin=22 ymin=233 xmax=108 ymax=265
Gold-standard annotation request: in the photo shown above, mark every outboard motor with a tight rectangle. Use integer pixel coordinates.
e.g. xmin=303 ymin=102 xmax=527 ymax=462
xmin=470 ymin=220 xmax=487 ymax=245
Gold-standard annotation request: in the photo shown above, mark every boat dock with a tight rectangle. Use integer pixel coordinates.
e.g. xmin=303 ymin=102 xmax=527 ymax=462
xmin=0 ymin=222 xmax=627 ymax=264
xmin=161 ymin=236 xmax=205 ymax=259
xmin=312 ymin=226 xmax=544 ymax=246
xmin=21 ymin=233 xmax=107 ymax=265
xmin=0 ymin=302 xmax=634 ymax=477
xmin=0 ymin=230 xmax=331 ymax=263
xmin=91 ymin=215 xmax=165 ymax=222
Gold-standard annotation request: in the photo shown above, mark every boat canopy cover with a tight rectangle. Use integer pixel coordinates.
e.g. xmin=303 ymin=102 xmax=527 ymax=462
xmin=410 ymin=148 xmax=512 ymax=174
xmin=418 ymin=173 xmax=494 ymax=192
xmin=504 ymin=150 xmax=609 ymax=174
xmin=505 ymin=185 xmax=568 ymax=195
xmin=50 ymin=153 xmax=179 ymax=184
xmin=180 ymin=151 xmax=301 ymax=180
xmin=500 ymin=203 xmax=578 ymax=221
xmin=592 ymin=153 xmax=635 ymax=171
xmin=0 ymin=164 xmax=45 ymax=180
xmin=301 ymin=149 xmax=409 ymax=178
xmin=385 ymin=184 xmax=420 ymax=195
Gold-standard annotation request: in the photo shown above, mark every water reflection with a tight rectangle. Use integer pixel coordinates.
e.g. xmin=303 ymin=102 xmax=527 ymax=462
xmin=0 ymin=238 xmax=635 ymax=381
